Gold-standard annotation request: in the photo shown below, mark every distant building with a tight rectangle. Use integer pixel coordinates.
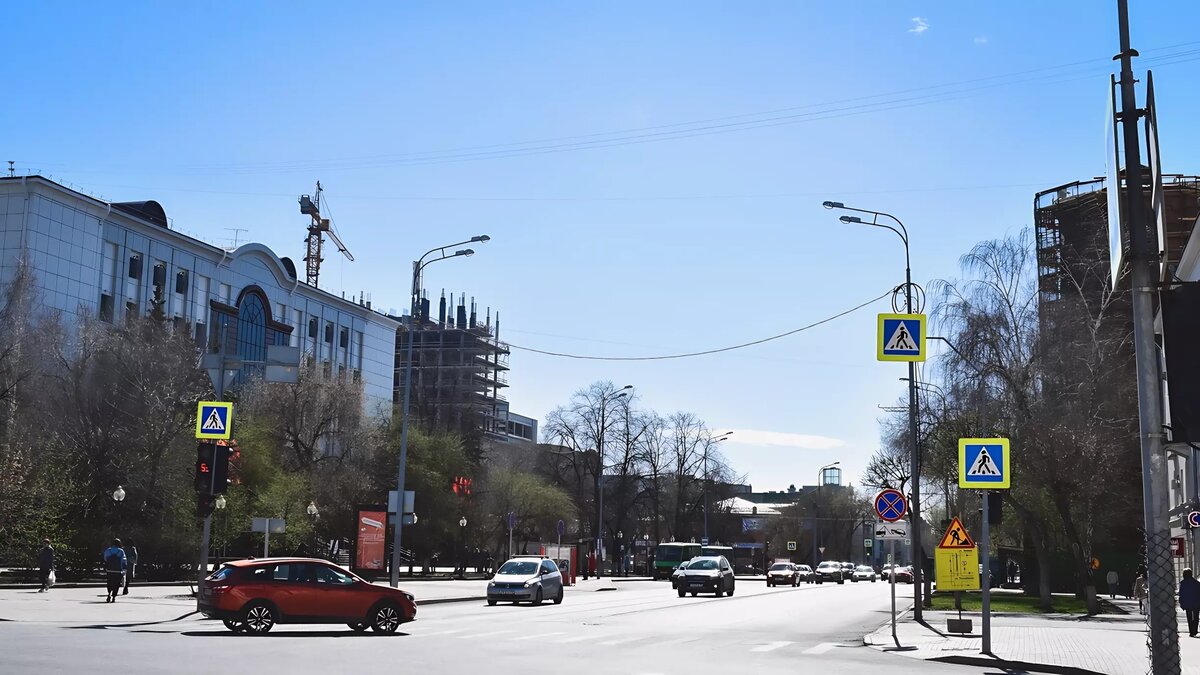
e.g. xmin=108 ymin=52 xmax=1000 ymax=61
xmin=0 ymin=175 xmax=399 ymax=414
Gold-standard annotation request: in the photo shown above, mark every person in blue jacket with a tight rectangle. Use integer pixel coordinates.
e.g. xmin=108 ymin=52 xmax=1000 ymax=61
xmin=102 ymin=538 xmax=127 ymax=603
xmin=1179 ymin=568 xmax=1200 ymax=637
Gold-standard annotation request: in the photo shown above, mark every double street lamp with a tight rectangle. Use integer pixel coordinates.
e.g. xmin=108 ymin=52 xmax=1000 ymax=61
xmin=390 ymin=235 xmax=490 ymax=588
xmin=823 ymin=200 xmax=925 ymax=619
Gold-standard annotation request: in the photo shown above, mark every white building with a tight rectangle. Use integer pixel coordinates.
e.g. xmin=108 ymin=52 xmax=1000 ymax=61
xmin=0 ymin=175 xmax=398 ymax=415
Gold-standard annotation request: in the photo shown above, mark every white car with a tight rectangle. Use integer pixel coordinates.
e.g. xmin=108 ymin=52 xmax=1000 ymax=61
xmin=852 ymin=565 xmax=877 ymax=582
xmin=670 ymin=559 xmax=694 ymax=589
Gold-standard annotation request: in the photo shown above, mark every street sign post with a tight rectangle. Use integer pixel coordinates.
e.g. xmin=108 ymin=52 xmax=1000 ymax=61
xmin=251 ymin=517 xmax=286 ymax=557
xmin=875 ymin=520 xmax=909 ymax=540
xmin=195 ymin=401 xmax=233 ymax=440
xmin=507 ymin=512 xmax=516 ymax=558
xmin=874 ymin=489 xmax=908 ymax=522
xmin=877 ymin=313 xmax=927 ymax=362
xmin=786 ymin=541 xmax=797 ymax=552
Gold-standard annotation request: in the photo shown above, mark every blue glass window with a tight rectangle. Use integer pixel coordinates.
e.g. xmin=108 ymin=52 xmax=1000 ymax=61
xmin=236 ymin=293 xmax=267 ymax=364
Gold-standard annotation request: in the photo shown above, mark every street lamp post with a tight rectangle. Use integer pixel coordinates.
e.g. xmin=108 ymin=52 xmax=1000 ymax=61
xmin=703 ymin=432 xmax=733 ymax=544
xmin=306 ymin=501 xmax=319 ymax=557
xmin=459 ymin=516 xmax=467 ymax=578
xmin=814 ymin=462 xmax=840 ymax=569
xmin=391 ymin=235 xmax=490 ymax=589
xmin=824 ymin=200 xmax=925 ymax=620
xmin=594 ymin=385 xmax=631 ymax=578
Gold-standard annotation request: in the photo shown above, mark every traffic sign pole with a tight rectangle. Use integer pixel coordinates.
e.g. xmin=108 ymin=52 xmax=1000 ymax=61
xmin=981 ymin=489 xmax=991 ymax=654
xmin=890 ymin=538 xmax=899 ymax=647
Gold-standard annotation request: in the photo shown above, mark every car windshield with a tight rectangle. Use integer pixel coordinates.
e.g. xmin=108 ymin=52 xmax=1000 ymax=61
xmin=770 ymin=563 xmax=791 ymax=571
xmin=689 ymin=559 xmax=719 ymax=571
xmin=675 ymin=561 xmax=691 ymax=570
xmin=857 ymin=566 xmax=873 ymax=572
xmin=818 ymin=563 xmax=838 ymax=569
xmin=657 ymin=547 xmax=686 ymax=562
xmin=497 ymin=561 xmax=538 ymax=575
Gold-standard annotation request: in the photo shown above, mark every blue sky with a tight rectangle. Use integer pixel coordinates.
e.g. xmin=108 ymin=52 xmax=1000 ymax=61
xmin=7 ymin=2 xmax=1200 ymax=491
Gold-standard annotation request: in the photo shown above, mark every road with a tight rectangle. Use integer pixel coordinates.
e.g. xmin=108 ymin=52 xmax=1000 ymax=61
xmin=1 ymin=580 xmax=984 ymax=674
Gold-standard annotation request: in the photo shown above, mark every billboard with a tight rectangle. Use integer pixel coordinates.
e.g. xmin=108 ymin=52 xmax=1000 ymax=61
xmin=354 ymin=506 xmax=388 ymax=573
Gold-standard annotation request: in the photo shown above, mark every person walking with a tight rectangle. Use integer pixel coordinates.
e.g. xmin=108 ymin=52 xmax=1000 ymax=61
xmin=1134 ymin=570 xmax=1148 ymax=614
xmin=102 ymin=538 xmax=127 ymax=603
xmin=1106 ymin=569 xmax=1120 ymax=599
xmin=1180 ymin=568 xmax=1200 ymax=637
xmin=37 ymin=539 xmax=55 ymax=592
xmin=122 ymin=539 xmax=138 ymax=595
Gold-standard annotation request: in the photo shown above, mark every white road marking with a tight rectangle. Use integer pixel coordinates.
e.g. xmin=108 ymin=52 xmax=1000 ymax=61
xmin=751 ymin=641 xmax=793 ymax=652
xmin=418 ymin=629 xmax=465 ymax=636
xmin=556 ymin=635 xmax=593 ymax=643
xmin=599 ymin=635 xmax=648 ymax=646
xmin=802 ymin=642 xmax=839 ymax=654
xmin=460 ymin=629 xmax=515 ymax=639
xmin=514 ymin=631 xmax=565 ymax=641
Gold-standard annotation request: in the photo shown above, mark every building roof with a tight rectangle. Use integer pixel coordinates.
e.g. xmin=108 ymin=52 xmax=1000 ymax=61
xmin=717 ymin=496 xmax=792 ymax=515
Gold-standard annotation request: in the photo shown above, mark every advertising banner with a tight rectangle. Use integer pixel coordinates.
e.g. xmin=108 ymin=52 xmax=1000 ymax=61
xmin=354 ymin=506 xmax=387 ymax=573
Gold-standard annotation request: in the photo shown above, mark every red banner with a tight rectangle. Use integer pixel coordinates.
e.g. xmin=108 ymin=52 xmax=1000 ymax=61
xmin=355 ymin=508 xmax=387 ymax=571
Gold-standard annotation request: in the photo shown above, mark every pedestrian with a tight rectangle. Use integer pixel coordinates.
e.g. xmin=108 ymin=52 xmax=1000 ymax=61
xmin=1106 ymin=569 xmax=1120 ymax=599
xmin=1180 ymin=568 xmax=1200 ymax=637
xmin=1007 ymin=559 xmax=1017 ymax=584
xmin=102 ymin=538 xmax=127 ymax=603
xmin=122 ymin=538 xmax=138 ymax=595
xmin=1134 ymin=571 xmax=1148 ymax=614
xmin=37 ymin=538 xmax=55 ymax=592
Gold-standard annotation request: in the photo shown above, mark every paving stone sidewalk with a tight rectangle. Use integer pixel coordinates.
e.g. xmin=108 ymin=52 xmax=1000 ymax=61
xmin=865 ymin=598 xmax=1200 ymax=675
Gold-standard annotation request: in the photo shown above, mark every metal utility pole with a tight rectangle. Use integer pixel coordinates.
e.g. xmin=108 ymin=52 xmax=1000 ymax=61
xmin=1114 ymin=0 xmax=1180 ymax=671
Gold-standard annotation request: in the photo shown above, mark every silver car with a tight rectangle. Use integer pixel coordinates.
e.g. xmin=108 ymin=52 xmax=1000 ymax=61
xmin=487 ymin=556 xmax=564 ymax=606
xmin=670 ymin=559 xmax=694 ymax=589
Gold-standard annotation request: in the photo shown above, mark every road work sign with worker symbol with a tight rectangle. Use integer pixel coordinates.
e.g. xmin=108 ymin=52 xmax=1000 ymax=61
xmin=935 ymin=517 xmax=980 ymax=591
xmin=877 ymin=313 xmax=926 ymax=362
xmin=958 ymin=438 xmax=1010 ymax=489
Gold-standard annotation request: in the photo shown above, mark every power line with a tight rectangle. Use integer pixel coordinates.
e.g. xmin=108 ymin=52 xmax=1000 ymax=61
xmin=508 ymin=289 xmax=892 ymax=361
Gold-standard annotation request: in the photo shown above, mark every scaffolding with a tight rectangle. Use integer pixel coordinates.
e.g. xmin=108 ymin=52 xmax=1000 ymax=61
xmin=393 ymin=290 xmax=512 ymax=436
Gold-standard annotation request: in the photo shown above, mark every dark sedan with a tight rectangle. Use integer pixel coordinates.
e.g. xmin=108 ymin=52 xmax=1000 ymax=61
xmin=767 ymin=562 xmax=800 ymax=587
xmin=674 ymin=556 xmax=736 ymax=597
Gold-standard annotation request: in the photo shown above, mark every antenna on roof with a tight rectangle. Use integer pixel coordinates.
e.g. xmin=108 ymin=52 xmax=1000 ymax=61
xmin=7 ymin=161 xmax=14 ymax=177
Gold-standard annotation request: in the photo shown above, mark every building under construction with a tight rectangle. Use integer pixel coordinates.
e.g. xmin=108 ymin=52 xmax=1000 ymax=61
xmin=392 ymin=291 xmax=534 ymax=442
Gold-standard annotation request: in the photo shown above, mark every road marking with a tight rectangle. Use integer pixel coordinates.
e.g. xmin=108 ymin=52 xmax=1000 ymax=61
xmin=514 ymin=631 xmax=565 ymax=641
xmin=460 ymin=629 xmax=515 ymax=639
xmin=751 ymin=641 xmax=793 ymax=652
xmin=599 ymin=635 xmax=648 ymax=646
xmin=419 ymin=629 xmax=465 ymax=636
xmin=556 ymin=635 xmax=593 ymax=643
xmin=802 ymin=642 xmax=839 ymax=655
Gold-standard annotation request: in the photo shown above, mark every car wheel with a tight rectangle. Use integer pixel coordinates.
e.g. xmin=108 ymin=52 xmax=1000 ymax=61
xmin=348 ymin=622 xmax=369 ymax=632
xmin=677 ymin=588 xmax=685 ymax=598
xmin=690 ymin=592 xmax=697 ymax=597
xmin=728 ymin=581 xmax=735 ymax=597
xmin=553 ymin=587 xmax=564 ymax=605
xmin=532 ymin=587 xmax=543 ymax=606
xmin=222 ymin=619 xmax=244 ymax=633
xmin=793 ymin=579 xmax=798 ymax=587
xmin=240 ymin=602 xmax=276 ymax=634
xmin=715 ymin=587 xmax=723 ymax=597
xmin=487 ymin=598 xmax=497 ymax=606
xmin=838 ymin=579 xmax=844 ymax=585
xmin=872 ymin=578 xmax=877 ymax=583
xmin=371 ymin=602 xmax=403 ymax=634
xmin=767 ymin=580 xmax=773 ymax=587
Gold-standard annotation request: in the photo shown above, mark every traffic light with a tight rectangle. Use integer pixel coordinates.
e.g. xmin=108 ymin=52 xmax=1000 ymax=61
xmin=212 ymin=443 xmax=231 ymax=495
xmin=195 ymin=442 xmax=216 ymax=494
xmin=987 ymin=492 xmax=1003 ymax=525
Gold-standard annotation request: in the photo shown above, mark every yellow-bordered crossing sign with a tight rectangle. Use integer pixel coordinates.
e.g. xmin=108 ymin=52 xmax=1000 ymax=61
xmin=877 ymin=313 xmax=926 ymax=362
xmin=196 ymin=401 xmax=234 ymax=440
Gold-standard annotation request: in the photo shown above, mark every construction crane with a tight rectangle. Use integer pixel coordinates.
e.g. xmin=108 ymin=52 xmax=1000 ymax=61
xmin=299 ymin=181 xmax=354 ymax=287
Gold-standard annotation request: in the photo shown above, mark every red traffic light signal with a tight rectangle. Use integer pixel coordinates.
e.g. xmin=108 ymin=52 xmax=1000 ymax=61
xmin=452 ymin=476 xmax=472 ymax=496
xmin=195 ymin=442 xmax=216 ymax=493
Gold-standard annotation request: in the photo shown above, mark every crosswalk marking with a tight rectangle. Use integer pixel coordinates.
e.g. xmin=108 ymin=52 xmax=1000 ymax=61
xmin=514 ymin=631 xmax=565 ymax=641
xmin=420 ymin=629 xmax=465 ymax=636
xmin=802 ymin=642 xmax=838 ymax=655
xmin=751 ymin=641 xmax=793 ymax=652
xmin=460 ymin=629 xmax=515 ymax=639
xmin=556 ymin=635 xmax=593 ymax=643
xmin=599 ymin=635 xmax=648 ymax=646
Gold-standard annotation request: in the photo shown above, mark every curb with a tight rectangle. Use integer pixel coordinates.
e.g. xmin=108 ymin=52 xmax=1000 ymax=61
xmin=417 ymin=596 xmax=488 ymax=606
xmin=0 ymin=582 xmax=195 ymax=590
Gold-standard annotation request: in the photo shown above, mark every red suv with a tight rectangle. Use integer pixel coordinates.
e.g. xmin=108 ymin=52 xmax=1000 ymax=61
xmin=199 ymin=558 xmax=416 ymax=634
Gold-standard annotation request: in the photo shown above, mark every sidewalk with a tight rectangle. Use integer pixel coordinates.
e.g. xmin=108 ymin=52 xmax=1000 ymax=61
xmin=864 ymin=597 xmax=1200 ymax=675
xmin=0 ymin=576 xmax=619 ymax=624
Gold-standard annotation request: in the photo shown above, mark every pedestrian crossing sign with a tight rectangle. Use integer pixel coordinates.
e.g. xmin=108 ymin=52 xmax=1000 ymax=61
xmin=958 ymin=438 xmax=1010 ymax=489
xmin=877 ymin=313 xmax=926 ymax=362
xmin=196 ymin=401 xmax=234 ymax=440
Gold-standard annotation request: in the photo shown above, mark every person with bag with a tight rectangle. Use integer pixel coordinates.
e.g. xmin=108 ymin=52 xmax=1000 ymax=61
xmin=1180 ymin=568 xmax=1200 ymax=637
xmin=122 ymin=539 xmax=138 ymax=595
xmin=102 ymin=538 xmax=127 ymax=603
xmin=1134 ymin=570 xmax=1148 ymax=614
xmin=37 ymin=539 xmax=55 ymax=592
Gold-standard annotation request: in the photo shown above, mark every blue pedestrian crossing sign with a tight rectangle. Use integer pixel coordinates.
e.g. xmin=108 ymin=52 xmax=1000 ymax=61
xmin=196 ymin=401 xmax=234 ymax=440
xmin=877 ymin=313 xmax=926 ymax=362
xmin=958 ymin=438 xmax=1010 ymax=489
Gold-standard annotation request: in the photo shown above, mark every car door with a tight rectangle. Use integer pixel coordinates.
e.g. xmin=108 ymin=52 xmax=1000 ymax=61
xmin=268 ymin=563 xmax=312 ymax=618
xmin=719 ymin=557 xmax=732 ymax=590
xmin=540 ymin=560 xmax=560 ymax=597
xmin=311 ymin=563 xmax=368 ymax=620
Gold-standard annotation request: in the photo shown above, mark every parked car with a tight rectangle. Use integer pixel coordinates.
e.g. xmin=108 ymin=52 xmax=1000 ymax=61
xmin=674 ymin=556 xmax=736 ymax=597
xmin=670 ymin=559 xmax=694 ymax=589
xmin=767 ymin=562 xmax=800 ymax=587
xmin=199 ymin=557 xmax=417 ymax=634
xmin=815 ymin=561 xmax=844 ymax=584
xmin=839 ymin=562 xmax=855 ymax=581
xmin=795 ymin=564 xmax=815 ymax=583
xmin=487 ymin=556 xmax=565 ymax=606
xmin=852 ymin=565 xmax=877 ymax=582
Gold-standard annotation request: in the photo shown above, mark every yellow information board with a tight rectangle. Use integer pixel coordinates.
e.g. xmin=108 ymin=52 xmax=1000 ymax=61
xmin=935 ymin=547 xmax=981 ymax=592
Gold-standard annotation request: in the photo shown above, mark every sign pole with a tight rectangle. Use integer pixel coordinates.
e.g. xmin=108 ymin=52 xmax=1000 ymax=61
xmin=981 ymin=489 xmax=991 ymax=654
xmin=890 ymin=538 xmax=899 ymax=647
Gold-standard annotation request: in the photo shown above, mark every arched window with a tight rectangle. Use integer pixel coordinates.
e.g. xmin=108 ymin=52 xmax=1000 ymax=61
xmin=236 ymin=292 xmax=268 ymax=364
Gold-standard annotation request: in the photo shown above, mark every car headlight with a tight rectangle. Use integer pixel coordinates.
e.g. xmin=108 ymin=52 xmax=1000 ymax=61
xmin=403 ymin=592 xmax=415 ymax=602
xmin=488 ymin=581 xmax=496 ymax=587
xmin=524 ymin=580 xmax=536 ymax=588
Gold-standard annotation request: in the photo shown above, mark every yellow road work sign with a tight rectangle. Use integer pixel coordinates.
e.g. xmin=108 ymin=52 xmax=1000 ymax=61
xmin=935 ymin=547 xmax=981 ymax=592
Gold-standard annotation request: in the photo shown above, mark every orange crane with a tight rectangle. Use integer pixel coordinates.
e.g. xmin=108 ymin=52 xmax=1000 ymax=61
xmin=299 ymin=181 xmax=354 ymax=287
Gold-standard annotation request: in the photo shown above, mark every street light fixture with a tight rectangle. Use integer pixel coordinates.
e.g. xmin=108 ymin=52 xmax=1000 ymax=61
xmin=824 ymin=198 xmax=924 ymax=619
xmin=391 ymin=235 xmax=490 ymax=588
xmin=306 ymin=501 xmax=320 ymax=518
xmin=813 ymin=462 xmax=840 ymax=569
xmin=112 ymin=486 xmax=126 ymax=502
xmin=459 ymin=516 xmax=468 ymax=577
xmin=215 ymin=494 xmax=227 ymax=510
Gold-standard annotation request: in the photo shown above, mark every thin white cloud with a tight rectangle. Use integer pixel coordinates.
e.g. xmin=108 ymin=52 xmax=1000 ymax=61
xmin=974 ymin=36 xmax=989 ymax=45
xmin=725 ymin=429 xmax=847 ymax=451
xmin=908 ymin=17 xmax=930 ymax=34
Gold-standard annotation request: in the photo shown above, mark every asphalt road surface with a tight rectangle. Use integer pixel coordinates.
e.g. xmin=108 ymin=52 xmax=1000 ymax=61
xmin=1 ymin=580 xmax=987 ymax=674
